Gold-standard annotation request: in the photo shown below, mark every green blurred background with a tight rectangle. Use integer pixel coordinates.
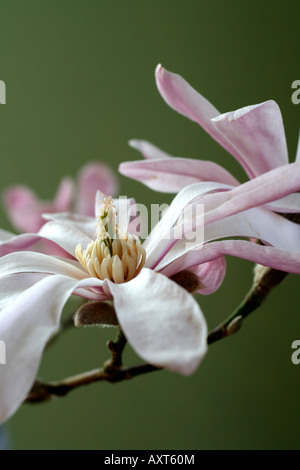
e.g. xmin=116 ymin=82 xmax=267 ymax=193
xmin=0 ymin=0 xmax=299 ymax=450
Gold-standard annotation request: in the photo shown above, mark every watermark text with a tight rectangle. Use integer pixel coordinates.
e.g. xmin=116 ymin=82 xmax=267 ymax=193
xmin=0 ymin=340 xmax=6 ymax=365
xmin=0 ymin=80 xmax=6 ymax=104
xmin=291 ymin=80 xmax=300 ymax=105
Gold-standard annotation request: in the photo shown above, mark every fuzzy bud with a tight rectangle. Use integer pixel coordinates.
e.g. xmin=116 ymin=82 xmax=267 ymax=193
xmin=74 ymin=301 xmax=119 ymax=327
xmin=170 ymin=270 xmax=204 ymax=293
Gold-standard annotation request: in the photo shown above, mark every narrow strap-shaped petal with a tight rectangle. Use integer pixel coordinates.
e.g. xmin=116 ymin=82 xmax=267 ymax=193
xmin=0 ymin=232 xmax=42 ymax=257
xmin=158 ymin=206 xmax=300 ymax=274
xmin=107 ymin=268 xmax=207 ymax=375
xmin=0 ymin=251 xmax=88 ymax=280
xmin=204 ymin=163 xmax=300 ymax=225
xmin=53 ymin=177 xmax=74 ymax=212
xmin=264 ymin=193 xmax=300 ymax=213
xmin=38 ymin=221 xmax=92 ymax=257
xmin=42 ymin=212 xmax=96 ymax=239
xmin=144 ymin=181 xmax=232 ymax=269
xmin=0 ymin=274 xmax=106 ymax=423
xmin=0 ymin=272 xmax=48 ymax=310
xmin=2 ymin=186 xmax=52 ymax=233
xmin=119 ymin=155 xmax=239 ymax=193
xmin=211 ymin=101 xmax=289 ymax=177
xmin=155 ymin=65 xmax=251 ymax=173
xmin=76 ymin=162 xmax=119 ymax=216
xmin=295 ymin=130 xmax=300 ymax=162
xmin=160 ymin=240 xmax=300 ymax=278
xmin=129 ymin=139 xmax=173 ymax=160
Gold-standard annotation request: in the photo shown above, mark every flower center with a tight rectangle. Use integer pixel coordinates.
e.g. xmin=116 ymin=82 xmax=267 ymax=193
xmin=75 ymin=196 xmax=146 ymax=284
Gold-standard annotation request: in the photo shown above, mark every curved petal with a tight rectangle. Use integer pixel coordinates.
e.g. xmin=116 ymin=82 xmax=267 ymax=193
xmin=129 ymin=139 xmax=173 ymax=160
xmin=155 ymin=65 xmax=250 ymax=171
xmin=0 ymin=272 xmax=48 ymax=310
xmin=42 ymin=212 xmax=95 ymax=239
xmin=76 ymin=162 xmax=119 ymax=216
xmin=53 ymin=177 xmax=74 ymax=212
xmin=2 ymin=186 xmax=51 ymax=233
xmin=108 ymin=268 xmax=207 ymax=375
xmin=159 ymin=206 xmax=300 ymax=275
xmin=204 ymin=163 xmax=300 ymax=225
xmin=211 ymin=100 xmax=289 ymax=177
xmin=203 ymin=208 xmax=300 ymax=251
xmin=0 ymin=230 xmax=74 ymax=258
xmin=0 ymin=274 xmax=107 ymax=424
xmin=38 ymin=221 xmax=92 ymax=257
xmin=144 ymin=181 xmax=232 ymax=269
xmin=264 ymin=192 xmax=300 ymax=213
xmin=119 ymin=156 xmax=239 ymax=193
xmin=159 ymin=240 xmax=300 ymax=278
xmin=0 ymin=251 xmax=88 ymax=280
xmin=189 ymin=256 xmax=227 ymax=295
xmin=0 ymin=233 xmax=43 ymax=257
xmin=295 ymin=130 xmax=300 ymax=162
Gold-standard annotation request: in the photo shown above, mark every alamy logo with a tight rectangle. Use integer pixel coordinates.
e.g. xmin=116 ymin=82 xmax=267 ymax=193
xmin=291 ymin=340 xmax=300 ymax=365
xmin=0 ymin=340 xmax=6 ymax=365
xmin=0 ymin=80 xmax=6 ymax=104
xmin=291 ymin=80 xmax=300 ymax=105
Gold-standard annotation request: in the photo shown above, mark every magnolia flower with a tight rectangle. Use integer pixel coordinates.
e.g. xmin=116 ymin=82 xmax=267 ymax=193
xmin=2 ymin=161 xmax=118 ymax=233
xmin=119 ymin=65 xmax=300 ymax=214
xmin=2 ymin=168 xmax=300 ymax=423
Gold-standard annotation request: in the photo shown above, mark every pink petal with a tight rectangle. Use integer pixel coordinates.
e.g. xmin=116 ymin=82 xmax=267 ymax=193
xmin=189 ymin=257 xmax=227 ymax=295
xmin=205 ymin=208 xmax=300 ymax=251
xmin=0 ymin=232 xmax=42 ymax=257
xmin=144 ymin=182 xmax=232 ymax=269
xmin=155 ymin=65 xmax=248 ymax=170
xmin=76 ymin=162 xmax=119 ymax=216
xmin=211 ymin=101 xmax=289 ymax=177
xmin=0 ymin=274 xmax=107 ymax=423
xmin=204 ymin=163 xmax=300 ymax=226
xmin=295 ymin=130 xmax=300 ymax=162
xmin=158 ymin=206 xmax=300 ymax=275
xmin=108 ymin=268 xmax=207 ymax=375
xmin=119 ymin=156 xmax=239 ymax=193
xmin=2 ymin=186 xmax=51 ymax=232
xmin=0 ymin=230 xmax=73 ymax=258
xmin=53 ymin=177 xmax=74 ymax=212
xmin=129 ymin=139 xmax=173 ymax=160
xmin=160 ymin=240 xmax=300 ymax=278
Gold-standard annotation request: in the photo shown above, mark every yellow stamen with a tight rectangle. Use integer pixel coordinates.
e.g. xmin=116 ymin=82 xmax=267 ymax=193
xmin=75 ymin=196 xmax=146 ymax=283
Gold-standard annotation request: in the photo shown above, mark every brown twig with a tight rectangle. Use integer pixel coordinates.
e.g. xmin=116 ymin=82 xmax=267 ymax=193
xmin=26 ymin=364 xmax=160 ymax=403
xmin=26 ymin=262 xmax=290 ymax=405
xmin=207 ymin=266 xmax=288 ymax=345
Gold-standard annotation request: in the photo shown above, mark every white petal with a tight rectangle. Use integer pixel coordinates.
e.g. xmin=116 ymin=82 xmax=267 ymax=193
xmin=0 ymin=251 xmax=88 ymax=280
xmin=107 ymin=268 xmax=208 ymax=375
xmin=39 ymin=221 xmax=92 ymax=257
xmin=144 ymin=181 xmax=232 ymax=269
xmin=0 ymin=274 xmax=108 ymax=423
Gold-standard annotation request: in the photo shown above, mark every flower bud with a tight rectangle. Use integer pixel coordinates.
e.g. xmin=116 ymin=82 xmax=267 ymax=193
xmin=74 ymin=301 xmax=119 ymax=327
